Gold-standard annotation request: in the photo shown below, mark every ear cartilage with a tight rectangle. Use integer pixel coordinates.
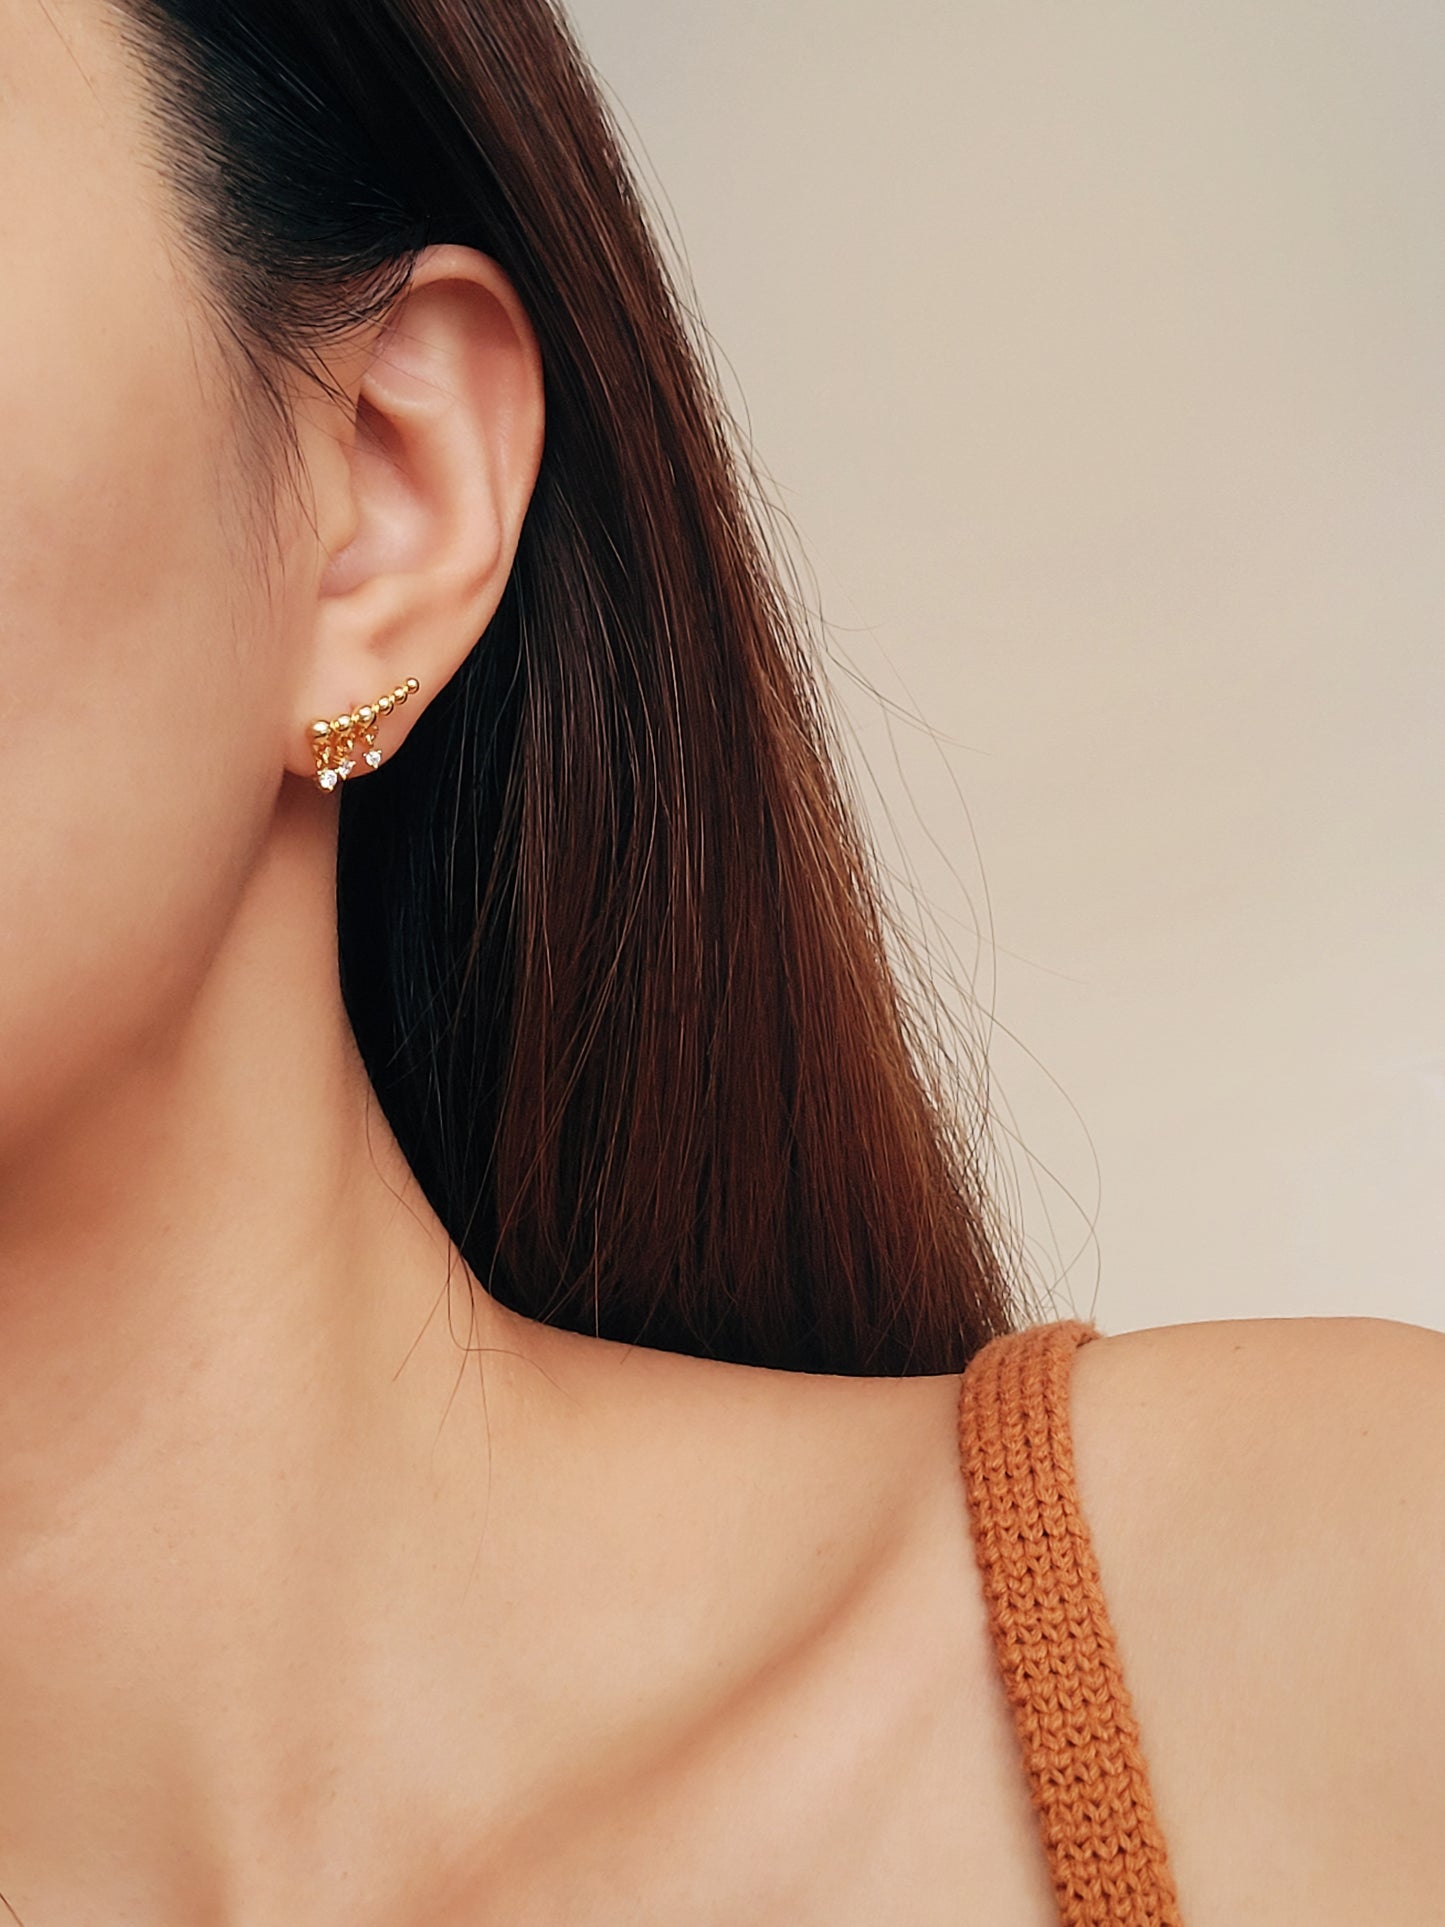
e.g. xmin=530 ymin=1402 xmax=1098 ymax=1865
xmin=309 ymin=677 xmax=420 ymax=792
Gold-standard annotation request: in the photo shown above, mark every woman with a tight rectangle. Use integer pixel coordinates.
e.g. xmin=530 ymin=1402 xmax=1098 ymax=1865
xmin=2 ymin=0 xmax=1440 ymax=1921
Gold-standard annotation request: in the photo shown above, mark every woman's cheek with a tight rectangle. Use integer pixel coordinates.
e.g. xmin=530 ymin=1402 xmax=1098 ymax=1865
xmin=0 ymin=293 xmax=277 ymax=1156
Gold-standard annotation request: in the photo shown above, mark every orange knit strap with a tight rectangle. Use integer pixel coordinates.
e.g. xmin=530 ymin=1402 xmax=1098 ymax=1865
xmin=957 ymin=1320 xmax=1185 ymax=1927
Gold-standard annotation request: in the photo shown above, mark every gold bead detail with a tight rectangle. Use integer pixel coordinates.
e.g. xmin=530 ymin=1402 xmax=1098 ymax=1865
xmin=309 ymin=675 xmax=421 ymax=793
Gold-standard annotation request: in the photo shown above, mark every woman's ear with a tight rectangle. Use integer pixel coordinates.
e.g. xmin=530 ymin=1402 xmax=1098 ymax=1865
xmin=283 ymin=243 xmax=545 ymax=782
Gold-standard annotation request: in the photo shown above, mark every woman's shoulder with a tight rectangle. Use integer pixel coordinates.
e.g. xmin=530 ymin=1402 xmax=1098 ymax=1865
xmin=1065 ymin=1309 xmax=1445 ymax=1617
xmin=1071 ymin=1300 xmax=1445 ymax=1402
xmin=797 ymin=1307 xmax=1445 ymax=1921
xmin=1059 ymin=1311 xmax=1445 ymax=1918
xmin=1063 ymin=1307 xmax=1445 ymax=1530
xmin=504 ymin=1309 xmax=1442 ymax=1920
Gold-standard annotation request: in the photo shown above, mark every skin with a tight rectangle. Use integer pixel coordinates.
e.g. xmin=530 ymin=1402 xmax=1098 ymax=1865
xmin=2 ymin=2 xmax=1442 ymax=1923
xmin=0 ymin=3 xmax=989 ymax=1918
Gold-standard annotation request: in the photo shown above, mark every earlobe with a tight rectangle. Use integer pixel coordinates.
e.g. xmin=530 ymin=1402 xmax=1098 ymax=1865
xmin=307 ymin=677 xmax=421 ymax=792
xmin=288 ymin=245 xmax=545 ymax=785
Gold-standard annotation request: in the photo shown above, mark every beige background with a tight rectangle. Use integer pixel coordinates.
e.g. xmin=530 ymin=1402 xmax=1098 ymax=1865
xmin=563 ymin=0 xmax=1445 ymax=1336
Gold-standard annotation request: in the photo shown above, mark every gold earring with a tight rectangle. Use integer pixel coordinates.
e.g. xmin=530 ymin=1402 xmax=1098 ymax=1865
xmin=308 ymin=677 xmax=420 ymax=792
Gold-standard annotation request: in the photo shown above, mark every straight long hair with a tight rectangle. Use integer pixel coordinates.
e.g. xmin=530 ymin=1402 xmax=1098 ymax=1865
xmin=111 ymin=0 xmax=1033 ymax=1372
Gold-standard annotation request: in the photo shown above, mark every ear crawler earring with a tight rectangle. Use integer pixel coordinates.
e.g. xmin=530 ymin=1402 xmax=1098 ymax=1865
xmin=309 ymin=677 xmax=420 ymax=792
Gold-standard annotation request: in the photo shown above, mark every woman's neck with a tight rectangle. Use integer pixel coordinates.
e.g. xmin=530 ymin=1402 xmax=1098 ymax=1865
xmin=0 ymin=797 xmax=570 ymax=1922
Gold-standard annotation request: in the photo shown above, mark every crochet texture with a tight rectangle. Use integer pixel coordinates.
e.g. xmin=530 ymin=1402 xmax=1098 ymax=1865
xmin=957 ymin=1318 xmax=1185 ymax=1926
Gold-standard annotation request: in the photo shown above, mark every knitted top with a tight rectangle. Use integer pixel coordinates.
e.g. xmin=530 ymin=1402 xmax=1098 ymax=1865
xmin=956 ymin=1317 xmax=1185 ymax=1926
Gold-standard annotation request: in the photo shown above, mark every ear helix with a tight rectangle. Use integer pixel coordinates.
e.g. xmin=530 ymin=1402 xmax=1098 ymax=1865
xmin=308 ymin=677 xmax=420 ymax=792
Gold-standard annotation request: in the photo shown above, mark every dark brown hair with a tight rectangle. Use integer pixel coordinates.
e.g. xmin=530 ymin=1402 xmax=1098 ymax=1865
xmin=110 ymin=0 xmax=1033 ymax=1372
